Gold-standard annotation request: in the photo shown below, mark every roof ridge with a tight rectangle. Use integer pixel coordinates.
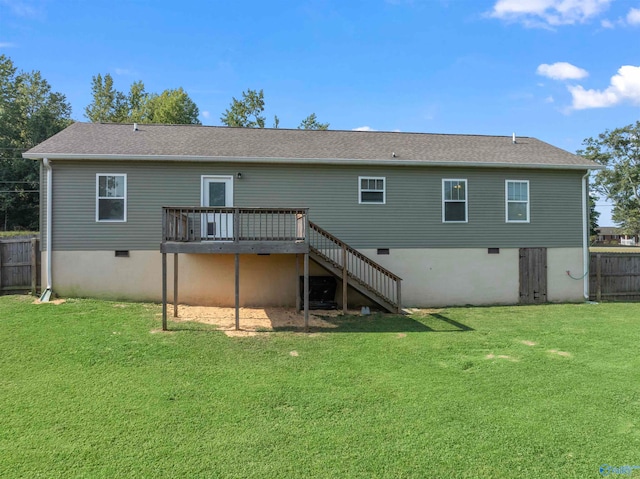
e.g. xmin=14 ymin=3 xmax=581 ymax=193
xmin=80 ymin=121 xmax=530 ymax=139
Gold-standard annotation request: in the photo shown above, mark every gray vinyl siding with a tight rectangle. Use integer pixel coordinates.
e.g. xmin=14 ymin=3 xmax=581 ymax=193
xmin=46 ymin=160 xmax=586 ymax=251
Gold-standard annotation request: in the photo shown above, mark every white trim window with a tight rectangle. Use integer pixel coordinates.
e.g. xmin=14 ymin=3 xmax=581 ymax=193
xmin=96 ymin=174 xmax=127 ymax=222
xmin=442 ymin=179 xmax=467 ymax=223
xmin=506 ymin=180 xmax=530 ymax=223
xmin=359 ymin=176 xmax=386 ymax=204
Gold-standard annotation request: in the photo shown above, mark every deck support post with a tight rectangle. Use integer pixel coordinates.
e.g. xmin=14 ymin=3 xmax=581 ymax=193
xmin=173 ymin=253 xmax=178 ymax=318
xmin=162 ymin=252 xmax=167 ymax=331
xmin=342 ymin=244 xmax=348 ymax=314
xmin=235 ymin=253 xmax=240 ymax=331
xmin=304 ymin=252 xmax=309 ymax=332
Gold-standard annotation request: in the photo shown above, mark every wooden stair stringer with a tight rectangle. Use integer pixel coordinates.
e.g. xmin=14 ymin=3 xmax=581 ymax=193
xmin=309 ymin=249 xmax=398 ymax=313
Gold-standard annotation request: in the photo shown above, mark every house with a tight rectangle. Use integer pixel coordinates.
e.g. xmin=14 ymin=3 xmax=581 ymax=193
xmin=24 ymin=122 xmax=600 ymax=321
xmin=595 ymin=227 xmax=638 ymax=246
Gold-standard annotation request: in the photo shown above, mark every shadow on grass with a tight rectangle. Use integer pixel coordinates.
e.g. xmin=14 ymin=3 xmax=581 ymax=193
xmin=162 ymin=310 xmax=474 ymax=335
xmin=272 ymin=312 xmax=474 ymax=333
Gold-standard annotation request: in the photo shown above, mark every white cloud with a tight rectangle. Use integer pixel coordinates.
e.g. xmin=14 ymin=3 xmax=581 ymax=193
xmin=544 ymin=95 xmax=555 ymax=103
xmin=353 ymin=126 xmax=376 ymax=131
xmin=489 ymin=0 xmax=612 ymax=27
xmin=201 ymin=111 xmax=210 ymax=119
xmin=0 ymin=41 xmax=15 ymax=48
xmin=568 ymin=65 xmax=640 ymax=109
xmin=0 ymin=0 xmax=43 ymax=18
xmin=627 ymin=7 xmax=640 ymax=25
xmin=114 ymin=68 xmax=133 ymax=76
xmin=536 ymin=62 xmax=589 ymax=80
xmin=600 ymin=18 xmax=614 ymax=28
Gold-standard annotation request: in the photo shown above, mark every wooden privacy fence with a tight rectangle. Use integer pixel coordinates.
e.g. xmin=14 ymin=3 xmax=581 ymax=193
xmin=590 ymin=252 xmax=640 ymax=301
xmin=0 ymin=237 xmax=40 ymax=295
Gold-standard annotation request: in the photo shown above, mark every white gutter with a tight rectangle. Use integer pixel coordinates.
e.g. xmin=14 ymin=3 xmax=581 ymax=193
xmin=582 ymin=170 xmax=590 ymax=300
xmin=41 ymin=158 xmax=53 ymax=302
xmin=21 ymin=152 xmax=604 ymax=171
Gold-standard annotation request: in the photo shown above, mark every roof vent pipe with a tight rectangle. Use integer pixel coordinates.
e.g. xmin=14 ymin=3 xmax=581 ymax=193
xmin=512 ymin=132 xmax=516 ymax=144
xmin=133 ymin=123 xmax=138 ymax=131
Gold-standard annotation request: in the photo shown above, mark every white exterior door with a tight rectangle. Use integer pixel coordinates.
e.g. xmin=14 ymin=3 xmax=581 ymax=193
xmin=201 ymin=176 xmax=234 ymax=240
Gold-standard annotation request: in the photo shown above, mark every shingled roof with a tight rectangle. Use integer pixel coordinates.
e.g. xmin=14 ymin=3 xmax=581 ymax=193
xmin=23 ymin=122 xmax=599 ymax=170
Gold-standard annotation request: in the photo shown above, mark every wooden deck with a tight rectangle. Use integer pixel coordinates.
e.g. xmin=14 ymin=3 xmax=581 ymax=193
xmin=160 ymin=207 xmax=311 ymax=332
xmin=159 ymin=207 xmax=402 ymax=332
xmin=161 ymin=207 xmax=310 ymax=254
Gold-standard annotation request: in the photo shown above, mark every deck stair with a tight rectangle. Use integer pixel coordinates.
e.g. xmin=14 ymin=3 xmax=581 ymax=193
xmin=308 ymin=221 xmax=402 ymax=313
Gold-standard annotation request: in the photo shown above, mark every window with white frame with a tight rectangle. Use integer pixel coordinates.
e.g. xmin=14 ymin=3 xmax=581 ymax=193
xmin=96 ymin=174 xmax=127 ymax=222
xmin=506 ymin=180 xmax=529 ymax=223
xmin=359 ymin=177 xmax=385 ymax=204
xmin=442 ymin=179 xmax=467 ymax=222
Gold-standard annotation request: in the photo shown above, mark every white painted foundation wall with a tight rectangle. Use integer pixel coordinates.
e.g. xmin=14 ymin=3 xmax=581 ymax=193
xmin=43 ymin=247 xmax=586 ymax=307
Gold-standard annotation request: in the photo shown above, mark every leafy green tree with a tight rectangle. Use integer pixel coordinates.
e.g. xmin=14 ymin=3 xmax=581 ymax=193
xmin=220 ymin=88 xmax=266 ymax=128
xmin=0 ymin=55 xmax=72 ymax=230
xmin=298 ymin=113 xmax=329 ymax=130
xmin=85 ymin=74 xmax=200 ymax=125
xmin=589 ymin=195 xmax=600 ymax=239
xmin=127 ymin=81 xmax=148 ymax=123
xmin=221 ymin=89 xmax=329 ymax=130
xmin=84 ymin=73 xmax=127 ymax=123
xmin=579 ymin=121 xmax=640 ymax=237
xmin=143 ymin=88 xmax=200 ymax=124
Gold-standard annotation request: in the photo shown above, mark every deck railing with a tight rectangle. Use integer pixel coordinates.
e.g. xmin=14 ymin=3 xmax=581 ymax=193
xmin=308 ymin=221 xmax=402 ymax=311
xmin=162 ymin=207 xmax=309 ymax=243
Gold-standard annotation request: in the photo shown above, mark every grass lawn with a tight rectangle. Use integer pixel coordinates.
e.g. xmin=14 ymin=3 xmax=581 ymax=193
xmin=0 ymin=231 xmax=38 ymax=238
xmin=1 ymin=297 xmax=639 ymax=478
xmin=590 ymin=246 xmax=640 ymax=253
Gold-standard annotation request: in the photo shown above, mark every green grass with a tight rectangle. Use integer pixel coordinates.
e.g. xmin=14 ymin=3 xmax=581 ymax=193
xmin=0 ymin=231 xmax=38 ymax=238
xmin=591 ymin=246 xmax=640 ymax=253
xmin=1 ymin=296 xmax=639 ymax=478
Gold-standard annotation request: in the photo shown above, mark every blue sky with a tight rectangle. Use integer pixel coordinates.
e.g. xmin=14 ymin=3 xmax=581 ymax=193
xmin=1 ymin=0 xmax=639 ymax=225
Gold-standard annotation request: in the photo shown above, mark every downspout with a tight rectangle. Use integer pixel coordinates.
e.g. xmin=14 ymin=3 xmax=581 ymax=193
xmin=40 ymin=158 xmax=53 ymax=302
xmin=582 ymin=170 xmax=590 ymax=300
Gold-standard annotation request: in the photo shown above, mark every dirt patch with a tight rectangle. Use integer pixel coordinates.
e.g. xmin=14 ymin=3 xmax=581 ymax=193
xmin=397 ymin=333 xmax=407 ymax=338
xmin=407 ymin=308 xmax=443 ymax=315
xmin=548 ymin=349 xmax=572 ymax=357
xmin=170 ymin=305 xmax=345 ymax=337
xmin=521 ymin=340 xmax=537 ymax=346
xmin=289 ymin=350 xmax=299 ymax=357
xmin=486 ymin=353 xmax=518 ymax=362
xmin=32 ymin=298 xmax=66 ymax=305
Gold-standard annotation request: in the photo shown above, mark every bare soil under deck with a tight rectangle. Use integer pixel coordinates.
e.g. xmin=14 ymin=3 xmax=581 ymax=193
xmin=170 ymin=305 xmax=357 ymax=336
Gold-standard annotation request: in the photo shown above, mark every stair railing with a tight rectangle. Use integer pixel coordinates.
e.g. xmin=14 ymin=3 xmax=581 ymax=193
xmin=308 ymin=221 xmax=402 ymax=312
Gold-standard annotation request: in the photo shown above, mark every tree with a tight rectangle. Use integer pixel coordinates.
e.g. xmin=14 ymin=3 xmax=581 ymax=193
xmin=220 ymin=88 xmax=265 ymax=128
xmin=85 ymin=74 xmax=201 ymax=125
xmin=0 ymin=55 xmax=72 ymax=230
xmin=143 ymin=88 xmax=200 ymax=124
xmin=298 ymin=113 xmax=329 ymax=130
xmin=221 ymin=89 xmax=329 ymax=130
xmin=84 ymin=73 xmax=127 ymax=123
xmin=578 ymin=121 xmax=640 ymax=237
xmin=589 ymin=195 xmax=600 ymax=239
xmin=127 ymin=81 xmax=148 ymax=123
